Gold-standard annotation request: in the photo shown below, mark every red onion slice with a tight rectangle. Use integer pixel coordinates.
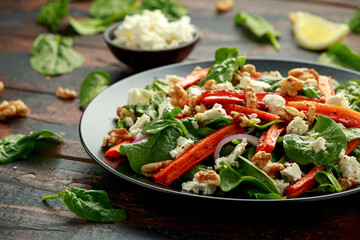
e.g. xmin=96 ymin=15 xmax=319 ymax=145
xmin=132 ymin=133 xmax=151 ymax=143
xmin=213 ymin=134 xmax=259 ymax=160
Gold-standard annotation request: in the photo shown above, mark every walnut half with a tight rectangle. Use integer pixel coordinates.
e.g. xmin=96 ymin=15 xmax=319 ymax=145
xmin=0 ymin=100 xmax=29 ymax=118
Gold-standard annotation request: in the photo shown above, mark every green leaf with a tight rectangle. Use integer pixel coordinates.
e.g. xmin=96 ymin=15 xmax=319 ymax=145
xmin=145 ymin=79 xmax=170 ymax=94
xmin=89 ymin=0 xmax=135 ymax=19
xmin=120 ymin=126 xmax=183 ymax=173
xmin=30 ymin=33 xmax=84 ymax=75
xmin=299 ymin=82 xmax=323 ymax=98
xmin=137 ymin=0 xmax=189 ymax=20
xmin=256 ymin=75 xmax=283 ymax=92
xmin=283 ymin=115 xmax=347 ymax=166
xmin=315 ymin=164 xmax=342 ymax=193
xmin=0 ymin=130 xmax=64 ymax=164
xmin=234 ymin=11 xmax=281 ymax=50
xmin=348 ymin=8 xmax=360 ymax=33
xmin=37 ymin=0 xmax=68 ymax=32
xmin=199 ymin=47 xmax=246 ymax=85
xmin=317 ymin=43 xmax=360 ymax=72
xmin=42 ymin=187 xmax=126 ymax=222
xmin=79 ymin=70 xmax=110 ymax=107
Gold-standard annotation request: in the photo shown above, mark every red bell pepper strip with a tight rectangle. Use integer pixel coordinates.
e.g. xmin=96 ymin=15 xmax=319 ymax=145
xmin=105 ymin=138 xmax=134 ymax=158
xmin=317 ymin=75 xmax=335 ymax=99
xmin=286 ymin=101 xmax=360 ymax=128
xmin=346 ymin=138 xmax=360 ymax=155
xmin=177 ymin=67 xmax=211 ymax=89
xmin=256 ymin=123 xmax=285 ymax=153
xmin=284 ymin=166 xmax=325 ymax=198
xmin=252 ymin=72 xmax=262 ymax=80
xmin=222 ymin=103 xmax=280 ymax=122
xmin=153 ymin=123 xmax=244 ymax=186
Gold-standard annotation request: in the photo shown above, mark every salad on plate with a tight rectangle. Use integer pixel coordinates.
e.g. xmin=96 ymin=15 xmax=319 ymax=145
xmin=101 ymin=47 xmax=360 ymax=199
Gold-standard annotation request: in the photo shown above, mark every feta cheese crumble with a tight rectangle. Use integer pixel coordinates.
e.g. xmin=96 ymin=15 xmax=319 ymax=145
xmin=308 ymin=136 xmax=326 ymax=153
xmin=326 ymin=93 xmax=350 ymax=108
xmin=158 ymin=97 xmax=174 ymax=116
xmin=129 ymin=114 xmax=151 ymax=139
xmin=286 ymin=116 xmax=309 ymax=135
xmin=127 ymin=88 xmax=154 ymax=105
xmin=195 ymin=103 xmax=228 ymax=122
xmin=214 ymin=138 xmax=248 ymax=170
xmin=181 ymin=179 xmax=217 ymax=195
xmin=338 ymin=149 xmax=360 ymax=179
xmin=113 ymin=10 xmax=196 ymax=50
xmin=216 ymin=82 xmax=234 ymax=90
xmin=238 ymin=76 xmax=270 ymax=92
xmin=262 ymin=94 xmax=286 ymax=114
xmin=169 ymin=137 xmax=194 ymax=158
xmin=280 ymin=162 xmax=303 ymax=183
xmin=273 ymin=179 xmax=290 ymax=195
xmin=188 ymin=86 xmax=202 ymax=98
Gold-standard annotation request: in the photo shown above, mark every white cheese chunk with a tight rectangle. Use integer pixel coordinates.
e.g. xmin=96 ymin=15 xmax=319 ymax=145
xmin=262 ymin=94 xmax=286 ymax=115
xmin=286 ymin=116 xmax=309 ymax=135
xmin=197 ymin=103 xmax=227 ymax=122
xmin=129 ymin=114 xmax=151 ymax=139
xmin=273 ymin=179 xmax=290 ymax=195
xmin=188 ymin=86 xmax=202 ymax=98
xmin=158 ymin=97 xmax=174 ymax=116
xmin=181 ymin=179 xmax=217 ymax=195
xmin=280 ymin=162 xmax=303 ymax=183
xmin=127 ymin=88 xmax=154 ymax=105
xmin=326 ymin=93 xmax=350 ymax=108
xmin=238 ymin=76 xmax=270 ymax=92
xmin=308 ymin=136 xmax=326 ymax=153
xmin=216 ymin=82 xmax=234 ymax=90
xmin=214 ymin=138 xmax=247 ymax=170
xmin=169 ymin=137 xmax=194 ymax=158
xmin=124 ymin=117 xmax=134 ymax=127
xmin=338 ymin=149 xmax=360 ymax=179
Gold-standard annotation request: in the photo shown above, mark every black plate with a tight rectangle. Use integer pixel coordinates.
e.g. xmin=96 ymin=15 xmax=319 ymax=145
xmin=79 ymin=58 xmax=360 ymax=202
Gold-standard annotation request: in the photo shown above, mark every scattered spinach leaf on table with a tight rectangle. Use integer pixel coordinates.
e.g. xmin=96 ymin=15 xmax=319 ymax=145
xmin=0 ymin=130 xmax=65 ymax=164
xmin=234 ymin=11 xmax=281 ymax=50
xmin=89 ymin=0 xmax=135 ymax=19
xmin=42 ymin=187 xmax=126 ymax=222
xmin=348 ymin=8 xmax=360 ymax=33
xmin=30 ymin=33 xmax=84 ymax=75
xmin=37 ymin=0 xmax=68 ymax=32
xmin=136 ymin=0 xmax=189 ymax=20
xmin=317 ymin=43 xmax=360 ymax=72
xmin=79 ymin=70 xmax=110 ymax=107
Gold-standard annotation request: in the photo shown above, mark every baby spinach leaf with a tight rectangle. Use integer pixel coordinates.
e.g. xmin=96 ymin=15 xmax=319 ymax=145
xmin=336 ymin=79 xmax=360 ymax=98
xmin=317 ymin=43 xmax=360 ymax=72
xmin=234 ymin=11 xmax=281 ymax=50
xmin=37 ymin=0 xmax=68 ymax=32
xmin=120 ymin=126 xmax=183 ymax=173
xmin=42 ymin=187 xmax=126 ymax=222
xmin=199 ymin=47 xmax=246 ymax=85
xmin=283 ymin=115 xmax=346 ymax=166
xmin=338 ymin=123 xmax=360 ymax=141
xmin=30 ymin=33 xmax=84 ymax=75
xmin=299 ymin=82 xmax=323 ymax=98
xmin=348 ymin=8 xmax=360 ymax=32
xmin=219 ymin=160 xmax=279 ymax=194
xmin=79 ymin=70 xmax=110 ymax=107
xmin=145 ymin=79 xmax=170 ymax=94
xmin=0 ymin=130 xmax=65 ymax=164
xmin=89 ymin=0 xmax=135 ymax=19
xmin=315 ymin=164 xmax=342 ymax=193
xmin=256 ymin=75 xmax=283 ymax=92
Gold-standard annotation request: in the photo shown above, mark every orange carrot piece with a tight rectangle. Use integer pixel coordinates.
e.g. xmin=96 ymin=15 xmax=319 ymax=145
xmin=284 ymin=166 xmax=325 ymax=198
xmin=222 ymin=103 xmax=280 ymax=122
xmin=153 ymin=123 xmax=244 ymax=186
xmin=178 ymin=67 xmax=211 ymax=89
xmin=252 ymin=72 xmax=262 ymax=80
xmin=256 ymin=123 xmax=285 ymax=153
xmin=346 ymin=139 xmax=360 ymax=155
xmin=286 ymin=101 xmax=360 ymax=128
xmin=317 ymin=75 xmax=335 ymax=99
xmin=105 ymin=138 xmax=134 ymax=158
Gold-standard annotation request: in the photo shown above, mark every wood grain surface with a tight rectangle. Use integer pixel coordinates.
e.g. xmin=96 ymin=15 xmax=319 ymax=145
xmin=1 ymin=0 xmax=360 ymax=239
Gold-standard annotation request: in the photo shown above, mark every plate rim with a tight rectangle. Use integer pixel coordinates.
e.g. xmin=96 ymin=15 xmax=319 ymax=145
xmin=79 ymin=57 xmax=360 ymax=202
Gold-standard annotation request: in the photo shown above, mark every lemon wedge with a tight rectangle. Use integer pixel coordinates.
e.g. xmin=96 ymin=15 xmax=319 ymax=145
xmin=291 ymin=11 xmax=349 ymax=51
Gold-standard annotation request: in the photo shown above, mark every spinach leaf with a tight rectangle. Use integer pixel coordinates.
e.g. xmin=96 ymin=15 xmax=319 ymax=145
xmin=145 ymin=79 xmax=170 ymax=94
xmin=42 ymin=187 xmax=126 ymax=222
xmin=89 ymin=0 xmax=135 ymax=19
xmin=37 ymin=0 xmax=68 ymax=32
xmin=179 ymin=164 xmax=208 ymax=182
xmin=137 ymin=0 xmax=189 ymax=20
xmin=283 ymin=115 xmax=346 ymax=166
xmin=199 ymin=47 xmax=246 ymax=85
xmin=219 ymin=160 xmax=279 ymax=194
xmin=30 ymin=33 xmax=84 ymax=75
xmin=120 ymin=126 xmax=183 ymax=173
xmin=256 ymin=75 xmax=283 ymax=92
xmin=338 ymin=123 xmax=360 ymax=141
xmin=0 ymin=130 xmax=64 ymax=164
xmin=348 ymin=8 xmax=360 ymax=32
xmin=79 ymin=70 xmax=110 ymax=107
xmin=299 ymin=83 xmax=323 ymax=98
xmin=133 ymin=104 xmax=159 ymax=120
xmin=315 ymin=164 xmax=342 ymax=193
xmin=142 ymin=107 xmax=188 ymax=135
xmin=181 ymin=116 xmax=232 ymax=138
xmin=234 ymin=11 xmax=281 ymax=50
xmin=335 ymin=79 xmax=360 ymax=99
xmin=317 ymin=43 xmax=360 ymax=72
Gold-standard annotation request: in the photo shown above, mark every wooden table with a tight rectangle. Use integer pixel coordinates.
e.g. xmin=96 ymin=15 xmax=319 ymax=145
xmin=1 ymin=0 xmax=360 ymax=239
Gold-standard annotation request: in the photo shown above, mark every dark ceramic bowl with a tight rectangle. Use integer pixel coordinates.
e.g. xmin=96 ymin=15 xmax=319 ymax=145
xmin=103 ymin=21 xmax=200 ymax=70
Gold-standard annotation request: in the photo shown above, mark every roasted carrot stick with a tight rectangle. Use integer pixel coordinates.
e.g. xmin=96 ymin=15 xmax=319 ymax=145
xmin=256 ymin=123 xmax=285 ymax=153
xmin=317 ymin=75 xmax=335 ymax=99
xmin=153 ymin=123 xmax=244 ymax=186
xmin=178 ymin=67 xmax=211 ymax=89
xmin=284 ymin=166 xmax=325 ymax=198
xmin=346 ymin=138 xmax=360 ymax=155
xmin=286 ymin=101 xmax=360 ymax=128
xmin=105 ymin=138 xmax=134 ymax=158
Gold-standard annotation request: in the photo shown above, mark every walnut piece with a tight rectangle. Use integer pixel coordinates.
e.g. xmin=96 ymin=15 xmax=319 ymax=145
xmin=276 ymin=76 xmax=305 ymax=96
xmin=0 ymin=81 xmax=4 ymax=96
xmin=56 ymin=87 xmax=77 ymax=99
xmin=194 ymin=170 xmax=221 ymax=186
xmin=117 ymin=106 xmax=136 ymax=121
xmin=338 ymin=177 xmax=359 ymax=191
xmin=141 ymin=160 xmax=173 ymax=177
xmin=102 ymin=128 xmax=131 ymax=147
xmin=203 ymin=80 xmax=217 ymax=91
xmin=288 ymin=68 xmax=319 ymax=82
xmin=251 ymin=151 xmax=284 ymax=179
xmin=231 ymin=111 xmax=261 ymax=128
xmin=169 ymin=84 xmax=188 ymax=108
xmin=241 ymin=64 xmax=256 ymax=76
xmin=307 ymin=105 xmax=316 ymax=126
xmin=215 ymin=0 xmax=234 ymax=12
xmin=244 ymin=86 xmax=259 ymax=109
xmin=0 ymin=100 xmax=29 ymax=118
